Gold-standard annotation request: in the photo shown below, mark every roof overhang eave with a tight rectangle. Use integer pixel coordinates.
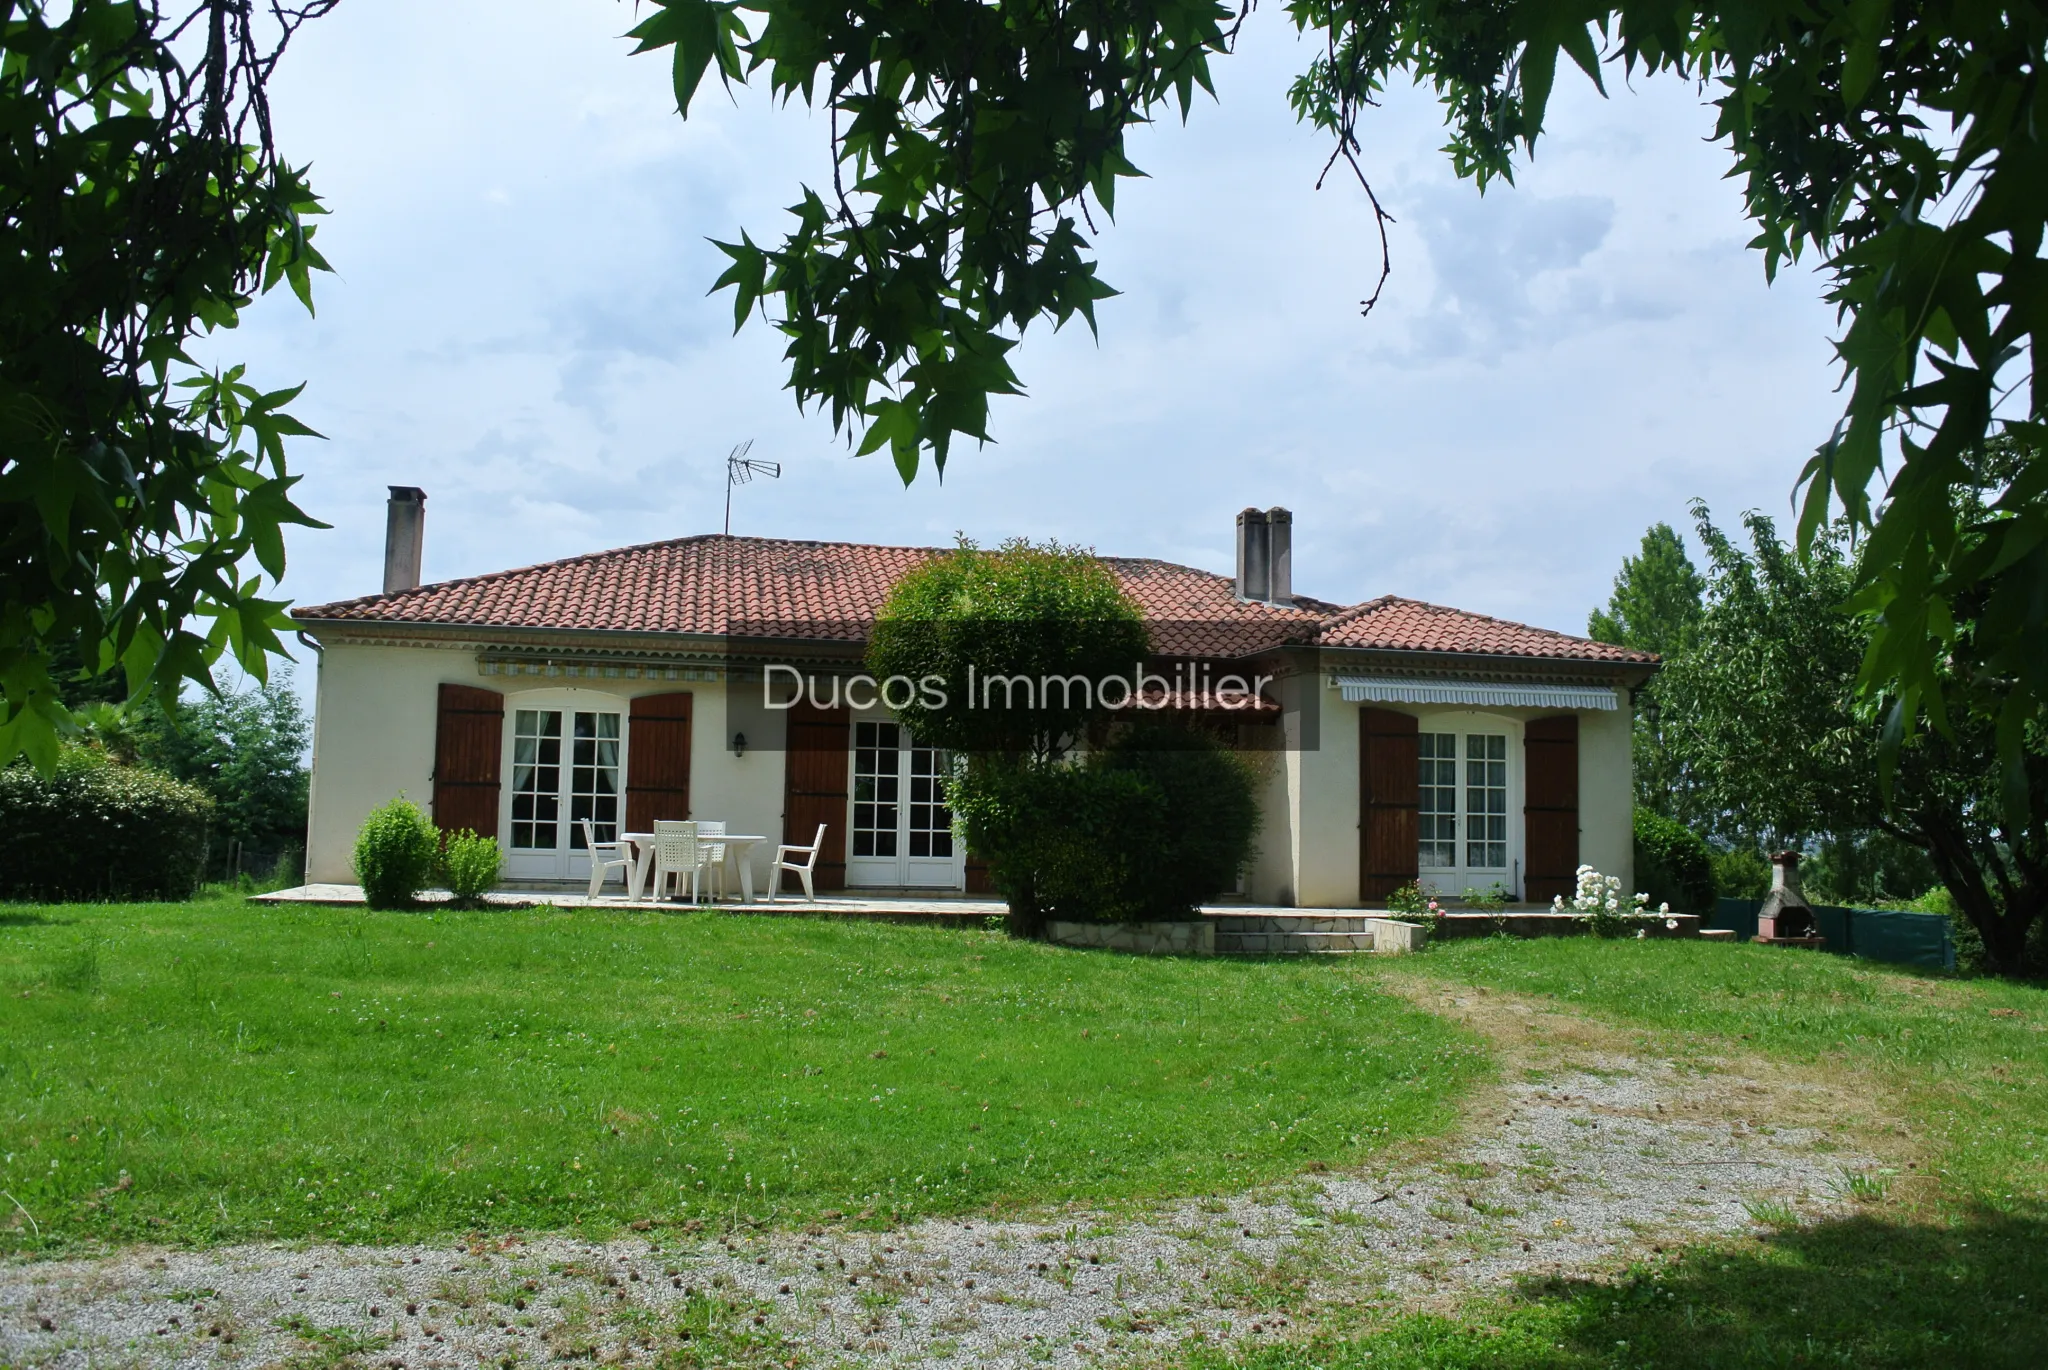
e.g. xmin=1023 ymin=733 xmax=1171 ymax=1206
xmin=1316 ymin=643 xmax=1658 ymax=688
xmin=286 ymin=618 xmax=873 ymax=659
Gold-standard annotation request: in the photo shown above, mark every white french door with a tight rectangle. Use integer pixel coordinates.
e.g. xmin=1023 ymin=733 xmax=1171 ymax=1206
xmin=846 ymin=721 xmax=962 ymax=888
xmin=1417 ymin=726 xmax=1517 ymax=897
xmin=503 ymin=701 xmax=623 ymax=880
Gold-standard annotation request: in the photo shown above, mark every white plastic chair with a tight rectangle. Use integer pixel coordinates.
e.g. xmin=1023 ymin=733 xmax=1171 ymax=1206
xmin=769 ymin=824 xmax=827 ymax=902
xmin=650 ymin=820 xmax=712 ymax=904
xmin=695 ymin=820 xmax=728 ymax=901
xmin=581 ymin=819 xmax=635 ymax=901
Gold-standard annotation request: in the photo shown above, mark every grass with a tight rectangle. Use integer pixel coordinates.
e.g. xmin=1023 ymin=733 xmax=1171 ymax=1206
xmin=1402 ymin=935 xmax=2048 ymax=1213
xmin=1178 ymin=936 xmax=2048 ymax=1368
xmin=9 ymin=902 xmax=2045 ymax=1364
xmin=0 ymin=897 xmax=1481 ymax=1254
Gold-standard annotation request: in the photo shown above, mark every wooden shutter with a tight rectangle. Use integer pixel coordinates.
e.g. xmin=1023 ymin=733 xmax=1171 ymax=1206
xmin=964 ymin=851 xmax=994 ymax=894
xmin=781 ymin=700 xmax=849 ymax=891
xmin=626 ymin=692 xmax=693 ymax=832
xmin=1359 ymin=707 xmax=1420 ymax=901
xmin=1524 ymin=713 xmax=1580 ymax=902
xmin=433 ymin=684 xmax=504 ymax=838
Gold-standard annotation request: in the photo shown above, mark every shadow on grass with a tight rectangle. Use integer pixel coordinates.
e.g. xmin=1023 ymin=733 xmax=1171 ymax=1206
xmin=0 ymin=910 xmax=63 ymax=927
xmin=1190 ymin=1206 xmax=2048 ymax=1368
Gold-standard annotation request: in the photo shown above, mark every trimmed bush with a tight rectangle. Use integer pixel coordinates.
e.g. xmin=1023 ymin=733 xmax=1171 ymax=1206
xmin=1633 ymin=808 xmax=1716 ymax=913
xmin=0 ymin=748 xmax=214 ymax=901
xmin=353 ymin=796 xmax=440 ymax=909
xmin=953 ymin=722 xmax=1260 ymax=924
xmin=441 ymin=829 xmax=503 ymax=906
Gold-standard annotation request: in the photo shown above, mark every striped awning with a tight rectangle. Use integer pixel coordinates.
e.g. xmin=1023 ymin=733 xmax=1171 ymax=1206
xmin=1331 ymin=676 xmax=1619 ymax=710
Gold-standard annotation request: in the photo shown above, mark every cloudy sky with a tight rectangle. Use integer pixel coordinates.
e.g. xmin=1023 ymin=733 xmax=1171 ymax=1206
xmin=224 ymin=0 xmax=1845 ymax=653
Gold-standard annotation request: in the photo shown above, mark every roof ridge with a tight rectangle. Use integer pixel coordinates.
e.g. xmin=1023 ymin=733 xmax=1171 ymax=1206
xmin=1316 ymin=592 xmax=1405 ymax=630
xmin=300 ymin=532 xmax=944 ymax=615
xmin=1328 ymin=593 xmax=1614 ymax=644
xmin=304 ymin=535 xmax=1277 ymax=617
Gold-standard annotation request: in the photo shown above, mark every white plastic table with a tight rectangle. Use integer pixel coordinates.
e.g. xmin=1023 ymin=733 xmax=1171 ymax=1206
xmin=621 ymin=831 xmax=769 ymax=902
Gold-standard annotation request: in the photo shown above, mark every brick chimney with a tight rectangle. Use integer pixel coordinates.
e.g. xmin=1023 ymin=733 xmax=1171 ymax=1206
xmin=383 ymin=486 xmax=427 ymax=595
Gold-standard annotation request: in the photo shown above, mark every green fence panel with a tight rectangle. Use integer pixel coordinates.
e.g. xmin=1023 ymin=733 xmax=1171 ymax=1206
xmin=1836 ymin=906 xmax=1956 ymax=971
xmin=1706 ymin=898 xmax=1953 ymax=970
xmin=1712 ymin=898 xmax=1760 ymax=942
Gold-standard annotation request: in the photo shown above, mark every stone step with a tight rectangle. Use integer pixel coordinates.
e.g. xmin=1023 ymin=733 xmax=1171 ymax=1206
xmin=1208 ymin=914 xmax=1381 ymax=936
xmin=1215 ymin=929 xmax=1377 ymax=955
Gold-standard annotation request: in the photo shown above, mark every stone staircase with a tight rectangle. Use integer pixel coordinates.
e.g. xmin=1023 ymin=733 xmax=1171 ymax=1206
xmin=1208 ymin=912 xmax=1381 ymax=955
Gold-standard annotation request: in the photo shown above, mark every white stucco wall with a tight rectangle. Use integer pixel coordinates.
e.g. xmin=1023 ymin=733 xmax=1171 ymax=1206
xmin=1290 ymin=696 xmax=1360 ymax=908
xmin=1276 ymin=686 xmax=1637 ymax=909
xmin=1576 ymin=698 xmax=1635 ymax=894
xmin=304 ymin=639 xmax=1637 ymax=905
xmin=305 ymin=641 xmax=791 ymax=888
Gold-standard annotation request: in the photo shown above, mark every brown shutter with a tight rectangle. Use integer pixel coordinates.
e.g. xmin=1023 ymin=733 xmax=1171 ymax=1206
xmin=781 ymin=700 xmax=849 ymax=891
xmin=964 ymin=851 xmax=994 ymax=894
xmin=626 ymin=692 xmax=693 ymax=832
xmin=1359 ymin=707 xmax=1420 ymax=901
xmin=1524 ymin=713 xmax=1580 ymax=902
xmin=433 ymin=684 xmax=504 ymax=838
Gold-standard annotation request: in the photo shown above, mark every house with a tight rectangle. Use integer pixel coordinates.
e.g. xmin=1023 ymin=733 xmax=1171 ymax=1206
xmin=292 ymin=491 xmax=1656 ymax=905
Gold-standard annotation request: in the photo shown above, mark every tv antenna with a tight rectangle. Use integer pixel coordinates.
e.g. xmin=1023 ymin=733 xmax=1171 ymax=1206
xmin=723 ymin=439 xmax=781 ymax=536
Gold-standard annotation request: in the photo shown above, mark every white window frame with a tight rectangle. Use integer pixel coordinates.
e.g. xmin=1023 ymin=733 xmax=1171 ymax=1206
xmin=844 ymin=709 xmax=965 ymax=890
xmin=1412 ymin=710 xmax=1524 ymax=900
xmin=498 ymin=688 xmax=630 ymax=882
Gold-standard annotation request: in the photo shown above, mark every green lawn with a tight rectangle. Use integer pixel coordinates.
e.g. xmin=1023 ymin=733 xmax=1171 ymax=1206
xmin=8 ymin=902 xmax=2045 ymax=1365
xmin=1186 ymin=937 xmax=2048 ymax=1369
xmin=0 ymin=898 xmax=1479 ymax=1254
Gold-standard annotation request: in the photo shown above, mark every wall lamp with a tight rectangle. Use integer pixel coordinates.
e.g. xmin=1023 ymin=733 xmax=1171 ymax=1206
xmin=733 ymin=731 xmax=748 ymax=758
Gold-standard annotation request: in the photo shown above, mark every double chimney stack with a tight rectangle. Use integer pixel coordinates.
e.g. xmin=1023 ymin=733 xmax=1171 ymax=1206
xmin=1235 ymin=506 xmax=1292 ymax=605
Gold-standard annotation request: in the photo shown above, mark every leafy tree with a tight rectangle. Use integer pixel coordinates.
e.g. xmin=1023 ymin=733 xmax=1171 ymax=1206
xmin=1589 ymin=524 xmax=1703 ymax=659
xmin=1589 ymin=523 xmax=1703 ymax=815
xmin=868 ymin=538 xmax=1151 ymax=934
xmin=1661 ymin=505 xmax=1866 ymax=850
xmin=867 ymin=537 xmax=1261 ymax=936
xmin=1664 ymin=503 xmax=2046 ymax=975
xmin=133 ymin=675 xmax=310 ymax=876
xmin=629 ymin=0 xmax=2046 ymax=818
xmin=1803 ymin=829 xmax=1939 ymax=908
xmin=868 ymin=537 xmax=1150 ymax=763
xmin=2 ymin=1 xmax=333 ymax=772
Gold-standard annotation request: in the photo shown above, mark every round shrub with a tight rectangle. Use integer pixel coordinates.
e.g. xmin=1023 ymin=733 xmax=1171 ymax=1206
xmin=1082 ymin=722 xmax=1260 ymax=921
xmin=353 ymin=796 xmax=440 ymax=909
xmin=440 ymin=829 xmax=503 ymax=906
xmin=0 ymin=748 xmax=214 ymax=901
xmin=1633 ymin=808 xmax=1716 ymax=913
xmin=953 ymin=722 xmax=1260 ymax=926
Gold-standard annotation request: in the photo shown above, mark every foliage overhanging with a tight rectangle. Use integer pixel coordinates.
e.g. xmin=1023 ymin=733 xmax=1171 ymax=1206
xmin=630 ymin=0 xmax=2047 ymax=803
xmin=1 ymin=0 xmax=333 ymax=771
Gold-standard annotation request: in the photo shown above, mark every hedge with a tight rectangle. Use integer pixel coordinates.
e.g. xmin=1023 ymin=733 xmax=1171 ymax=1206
xmin=0 ymin=751 xmax=214 ymax=901
xmin=1632 ymin=808 xmax=1716 ymax=914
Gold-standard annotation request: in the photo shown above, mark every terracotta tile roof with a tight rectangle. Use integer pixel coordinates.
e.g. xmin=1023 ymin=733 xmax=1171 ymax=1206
xmin=294 ymin=534 xmax=1647 ymax=666
xmin=1314 ymin=595 xmax=1655 ymax=664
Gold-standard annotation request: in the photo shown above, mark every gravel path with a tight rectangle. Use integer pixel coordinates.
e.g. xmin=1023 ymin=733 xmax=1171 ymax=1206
xmin=0 ymin=1018 xmax=1889 ymax=1370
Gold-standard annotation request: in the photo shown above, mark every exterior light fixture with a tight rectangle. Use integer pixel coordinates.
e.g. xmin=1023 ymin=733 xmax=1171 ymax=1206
xmin=733 ymin=731 xmax=747 ymax=757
